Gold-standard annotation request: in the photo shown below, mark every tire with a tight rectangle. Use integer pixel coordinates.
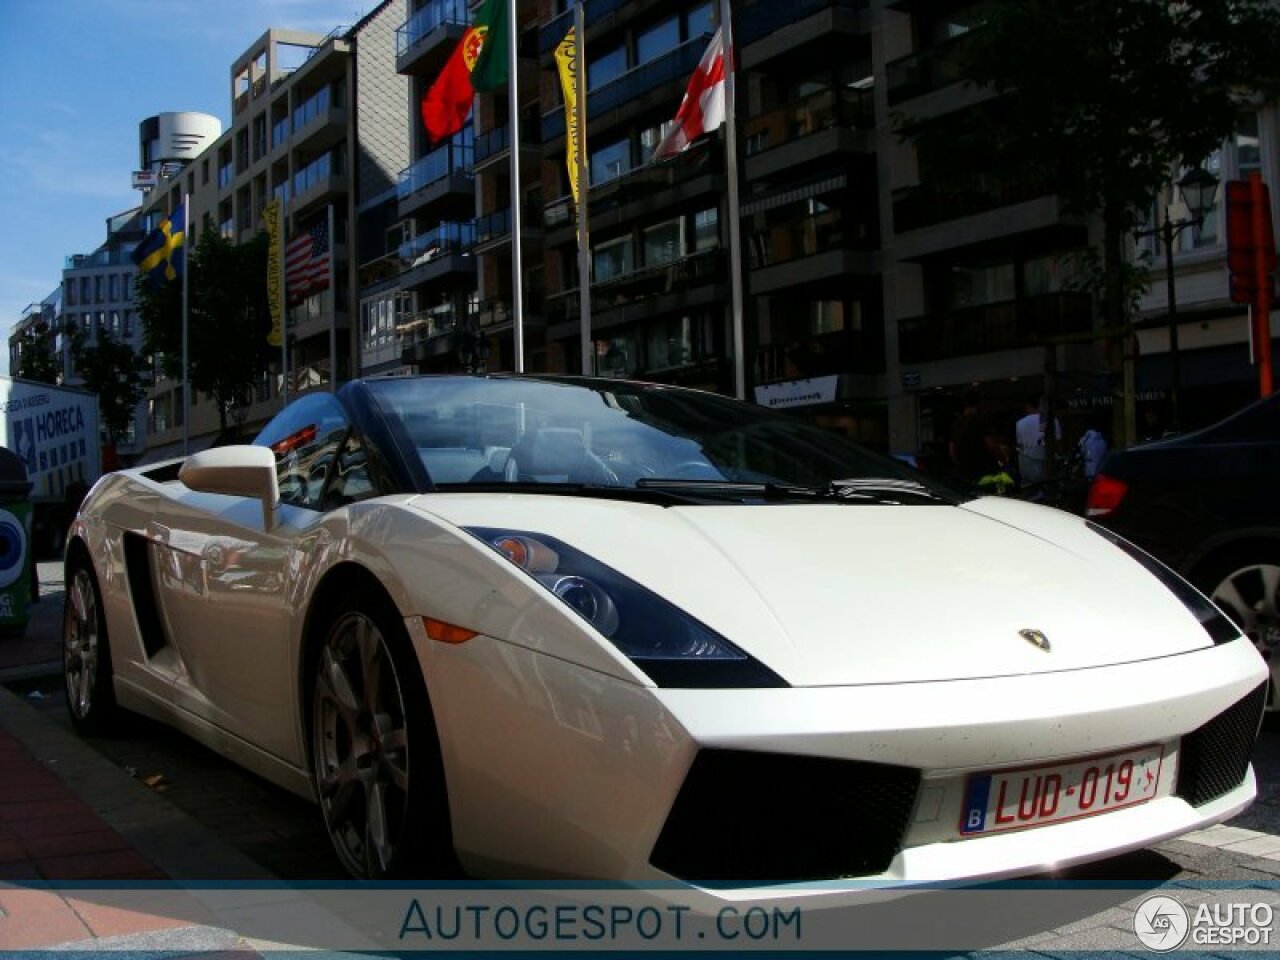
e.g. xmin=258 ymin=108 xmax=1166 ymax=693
xmin=63 ymin=556 xmax=118 ymax=734
xmin=310 ymin=592 xmax=458 ymax=880
xmin=1193 ymin=547 xmax=1280 ymax=710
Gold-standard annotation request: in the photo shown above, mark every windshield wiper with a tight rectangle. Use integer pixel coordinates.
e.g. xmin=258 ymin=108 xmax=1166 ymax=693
xmin=429 ymin=481 xmax=705 ymax=506
xmin=829 ymin=477 xmax=952 ymax=504
xmin=636 ymin=479 xmax=836 ymax=502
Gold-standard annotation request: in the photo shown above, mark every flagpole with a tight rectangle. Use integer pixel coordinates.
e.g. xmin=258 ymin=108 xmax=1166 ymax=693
xmin=507 ymin=0 xmax=525 ymax=372
xmin=719 ymin=0 xmax=746 ymax=401
xmin=181 ymin=194 xmax=191 ymax=455
xmin=280 ymin=199 xmax=289 ymax=405
xmin=574 ymin=2 xmax=593 ymax=375
xmin=328 ymin=202 xmax=337 ymax=392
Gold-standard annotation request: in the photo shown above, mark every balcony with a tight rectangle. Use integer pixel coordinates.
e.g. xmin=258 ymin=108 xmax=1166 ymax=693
xmin=893 ymin=182 xmax=1081 ymax=261
xmin=739 ymin=0 xmax=868 ymax=46
xmin=542 ymin=37 xmax=707 ymax=142
xmin=473 ymin=108 xmax=540 ymax=170
xmin=542 ymin=141 xmax=722 ymax=244
xmin=396 ymin=0 xmax=469 ymax=76
xmin=397 ymin=141 xmax=474 ymax=219
xmin=546 ymin=249 xmax=725 ymax=332
xmin=291 ymin=90 xmax=347 ymax=155
xmin=885 ymin=31 xmax=977 ymax=107
xmin=755 ymin=327 xmax=881 ymax=384
xmin=743 ymin=87 xmax=874 ymax=180
xmin=473 ymin=205 xmax=543 ymax=253
xmin=397 ymin=221 xmax=477 ymax=290
xmin=897 ymin=292 xmax=1093 ymax=364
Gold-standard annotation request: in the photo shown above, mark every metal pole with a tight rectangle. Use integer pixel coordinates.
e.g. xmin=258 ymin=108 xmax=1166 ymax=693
xmin=574 ymin=2 xmax=592 ymax=375
xmin=719 ymin=0 xmax=746 ymax=400
xmin=1163 ymin=214 xmax=1181 ymax=431
xmin=281 ymin=200 xmax=289 ymax=405
xmin=328 ymin=202 xmax=337 ymax=391
xmin=181 ymin=195 xmax=191 ymax=456
xmin=507 ymin=0 xmax=525 ymax=372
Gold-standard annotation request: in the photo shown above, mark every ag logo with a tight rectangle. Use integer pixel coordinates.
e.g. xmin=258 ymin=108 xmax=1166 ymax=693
xmin=1134 ymin=894 xmax=1190 ymax=951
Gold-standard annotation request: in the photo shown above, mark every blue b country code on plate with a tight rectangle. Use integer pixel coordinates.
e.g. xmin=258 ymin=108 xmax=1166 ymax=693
xmin=961 ymin=745 xmax=1165 ymax=835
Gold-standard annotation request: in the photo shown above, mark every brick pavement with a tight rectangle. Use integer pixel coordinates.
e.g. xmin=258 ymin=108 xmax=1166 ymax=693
xmin=0 ymin=562 xmax=266 ymax=953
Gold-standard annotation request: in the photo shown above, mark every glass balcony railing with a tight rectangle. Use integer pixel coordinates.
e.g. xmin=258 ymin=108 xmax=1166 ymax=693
xmin=397 ymin=141 xmax=474 ymax=198
xmin=747 ymin=209 xmax=876 ymax=270
xmin=292 ymin=86 xmax=334 ymax=133
xmin=743 ymin=86 xmax=874 ymax=156
xmin=885 ymin=30 xmax=977 ymax=106
xmin=399 ymin=221 xmax=476 ymax=264
xmin=897 ymin=292 xmax=1093 ymax=364
xmin=738 ymin=0 xmax=869 ymax=46
xmin=396 ymin=0 xmax=470 ymax=56
xmin=892 ymin=179 xmax=1054 ymax=234
xmin=542 ymin=37 xmax=707 ymax=141
xmin=396 ymin=307 xmax=458 ymax=345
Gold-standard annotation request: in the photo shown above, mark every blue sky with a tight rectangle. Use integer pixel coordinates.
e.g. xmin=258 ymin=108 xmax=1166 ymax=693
xmin=0 ymin=0 xmax=367 ymax=373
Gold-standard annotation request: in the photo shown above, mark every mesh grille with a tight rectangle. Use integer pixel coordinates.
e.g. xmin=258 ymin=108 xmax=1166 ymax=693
xmin=650 ymin=749 xmax=920 ymax=884
xmin=1176 ymin=682 xmax=1266 ymax=808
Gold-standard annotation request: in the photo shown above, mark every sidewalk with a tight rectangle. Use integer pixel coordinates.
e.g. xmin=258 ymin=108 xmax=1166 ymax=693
xmin=0 ymin=561 xmax=266 ymax=953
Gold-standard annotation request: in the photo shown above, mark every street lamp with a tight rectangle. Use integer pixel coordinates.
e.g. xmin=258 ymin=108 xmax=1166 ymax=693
xmin=1136 ymin=165 xmax=1219 ymax=432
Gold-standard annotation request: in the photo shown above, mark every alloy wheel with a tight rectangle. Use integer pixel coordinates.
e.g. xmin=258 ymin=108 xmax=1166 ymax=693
xmin=64 ymin=567 xmax=100 ymax=720
xmin=313 ymin=610 xmax=412 ymax=879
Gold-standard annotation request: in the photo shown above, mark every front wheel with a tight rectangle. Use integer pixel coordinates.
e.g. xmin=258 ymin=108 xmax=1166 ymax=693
xmin=63 ymin=556 xmax=118 ymax=733
xmin=1195 ymin=550 xmax=1280 ymax=710
xmin=310 ymin=594 xmax=456 ymax=879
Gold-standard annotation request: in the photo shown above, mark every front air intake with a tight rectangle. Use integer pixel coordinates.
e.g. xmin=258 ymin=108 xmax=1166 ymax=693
xmin=1176 ymin=682 xmax=1267 ymax=808
xmin=650 ymin=749 xmax=920 ymax=884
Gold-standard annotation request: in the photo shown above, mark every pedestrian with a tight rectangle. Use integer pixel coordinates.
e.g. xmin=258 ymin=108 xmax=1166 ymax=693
xmin=1078 ymin=416 xmax=1109 ymax=481
xmin=1014 ymin=395 xmax=1061 ymax=497
xmin=949 ymin=392 xmax=1010 ymax=491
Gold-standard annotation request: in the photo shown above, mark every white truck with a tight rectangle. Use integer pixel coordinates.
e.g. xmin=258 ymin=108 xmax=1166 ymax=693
xmin=0 ymin=375 xmax=101 ymax=558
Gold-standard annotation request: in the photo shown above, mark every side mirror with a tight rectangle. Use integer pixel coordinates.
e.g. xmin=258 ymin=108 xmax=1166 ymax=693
xmin=179 ymin=445 xmax=280 ymax=531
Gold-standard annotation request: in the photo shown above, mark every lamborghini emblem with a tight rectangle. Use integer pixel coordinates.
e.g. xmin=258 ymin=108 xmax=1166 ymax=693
xmin=1019 ymin=628 xmax=1051 ymax=652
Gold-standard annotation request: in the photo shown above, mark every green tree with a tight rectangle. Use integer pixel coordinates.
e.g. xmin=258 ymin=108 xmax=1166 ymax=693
xmin=69 ymin=324 xmax=150 ymax=445
xmin=138 ymin=229 xmax=274 ymax=438
xmin=15 ymin=328 xmax=59 ymax=384
xmin=898 ymin=0 xmax=1280 ymax=442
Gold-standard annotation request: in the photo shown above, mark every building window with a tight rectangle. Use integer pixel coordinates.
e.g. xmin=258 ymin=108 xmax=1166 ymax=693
xmin=109 ymin=274 xmax=119 ymax=301
xmin=588 ymin=45 xmax=627 ymax=90
xmin=637 ymin=16 xmax=679 ymax=67
xmin=590 ymin=138 xmax=630 ymax=184
xmin=592 ymin=237 xmax=633 ymax=282
xmin=643 ymin=219 xmax=683 ymax=267
xmin=684 ymin=2 xmax=713 ymax=38
xmin=693 ymin=208 xmax=719 ymax=251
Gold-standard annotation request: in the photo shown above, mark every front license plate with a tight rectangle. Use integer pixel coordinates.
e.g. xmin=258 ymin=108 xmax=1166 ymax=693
xmin=960 ymin=745 xmax=1165 ymax=836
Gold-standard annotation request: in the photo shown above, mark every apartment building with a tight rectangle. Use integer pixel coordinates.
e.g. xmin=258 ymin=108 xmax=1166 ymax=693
xmin=140 ymin=4 xmax=409 ymax=457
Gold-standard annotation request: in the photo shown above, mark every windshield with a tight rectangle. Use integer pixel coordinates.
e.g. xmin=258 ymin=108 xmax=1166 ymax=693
xmin=365 ymin=375 xmax=952 ymax=499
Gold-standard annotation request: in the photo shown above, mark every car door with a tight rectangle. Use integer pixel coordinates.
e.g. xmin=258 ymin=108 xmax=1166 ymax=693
xmin=153 ymin=393 xmax=352 ymax=765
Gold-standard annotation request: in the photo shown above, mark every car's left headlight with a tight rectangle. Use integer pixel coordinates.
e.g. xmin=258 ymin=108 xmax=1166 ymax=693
xmin=466 ymin=527 xmax=787 ymax=688
xmin=1088 ymin=521 xmax=1242 ymax=645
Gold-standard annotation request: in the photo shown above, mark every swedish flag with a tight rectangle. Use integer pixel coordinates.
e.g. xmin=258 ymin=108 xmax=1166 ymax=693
xmin=131 ymin=202 xmax=186 ymax=289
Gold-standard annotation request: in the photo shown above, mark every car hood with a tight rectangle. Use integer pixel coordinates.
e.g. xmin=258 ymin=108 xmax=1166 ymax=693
xmin=411 ymin=494 xmax=1217 ymax=687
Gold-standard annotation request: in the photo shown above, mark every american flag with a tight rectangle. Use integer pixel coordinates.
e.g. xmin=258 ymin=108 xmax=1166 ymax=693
xmin=285 ymin=220 xmax=331 ymax=302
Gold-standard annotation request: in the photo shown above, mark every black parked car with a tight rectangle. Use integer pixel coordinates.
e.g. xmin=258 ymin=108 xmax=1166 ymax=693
xmin=1087 ymin=393 xmax=1280 ymax=705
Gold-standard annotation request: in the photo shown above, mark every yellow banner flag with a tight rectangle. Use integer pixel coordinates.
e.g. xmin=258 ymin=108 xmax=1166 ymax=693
xmin=555 ymin=26 xmax=584 ymax=206
xmin=263 ymin=199 xmax=283 ymax=346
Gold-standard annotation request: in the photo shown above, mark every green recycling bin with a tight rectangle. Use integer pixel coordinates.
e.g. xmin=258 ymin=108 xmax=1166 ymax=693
xmin=0 ymin=447 xmax=32 ymax=637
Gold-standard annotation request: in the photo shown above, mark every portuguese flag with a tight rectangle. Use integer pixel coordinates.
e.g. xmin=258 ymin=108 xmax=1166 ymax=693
xmin=421 ymin=0 xmax=509 ymax=144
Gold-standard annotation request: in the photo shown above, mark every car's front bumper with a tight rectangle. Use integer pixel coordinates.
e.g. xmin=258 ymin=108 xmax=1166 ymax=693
xmin=413 ymin=624 xmax=1265 ymax=899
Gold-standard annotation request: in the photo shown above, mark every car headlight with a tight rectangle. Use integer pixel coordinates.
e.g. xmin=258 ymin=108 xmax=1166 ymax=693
xmin=466 ymin=527 xmax=787 ymax=688
xmin=1088 ymin=522 xmax=1241 ymax=645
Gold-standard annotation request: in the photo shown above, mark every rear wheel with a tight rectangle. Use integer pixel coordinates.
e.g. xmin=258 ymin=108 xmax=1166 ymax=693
xmin=1194 ymin=549 xmax=1280 ymax=709
xmin=63 ymin=556 xmax=117 ymax=733
xmin=311 ymin=593 xmax=457 ymax=879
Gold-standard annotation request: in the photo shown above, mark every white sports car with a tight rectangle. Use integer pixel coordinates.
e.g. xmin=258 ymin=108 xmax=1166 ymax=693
xmin=63 ymin=375 xmax=1266 ymax=890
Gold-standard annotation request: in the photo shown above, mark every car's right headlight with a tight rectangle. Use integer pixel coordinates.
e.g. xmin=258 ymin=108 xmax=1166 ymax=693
xmin=467 ymin=527 xmax=787 ymax=689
